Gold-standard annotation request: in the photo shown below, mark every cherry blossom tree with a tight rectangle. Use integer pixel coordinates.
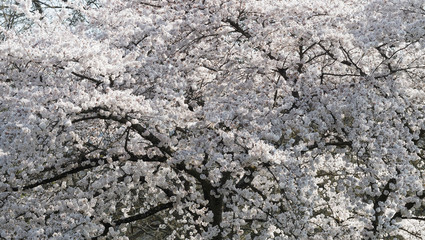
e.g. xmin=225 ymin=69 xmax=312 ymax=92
xmin=1 ymin=0 xmax=424 ymax=239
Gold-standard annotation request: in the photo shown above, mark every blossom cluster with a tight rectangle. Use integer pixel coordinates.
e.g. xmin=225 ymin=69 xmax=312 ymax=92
xmin=0 ymin=0 xmax=424 ymax=239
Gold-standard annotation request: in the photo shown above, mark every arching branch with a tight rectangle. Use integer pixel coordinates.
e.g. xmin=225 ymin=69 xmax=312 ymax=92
xmin=92 ymin=201 xmax=174 ymax=239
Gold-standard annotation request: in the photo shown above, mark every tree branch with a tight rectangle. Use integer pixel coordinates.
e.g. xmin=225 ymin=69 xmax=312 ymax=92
xmin=11 ymin=155 xmax=114 ymax=191
xmin=72 ymin=113 xmax=173 ymax=156
xmin=92 ymin=202 xmax=174 ymax=239
xmin=225 ymin=19 xmax=252 ymax=39
xmin=71 ymin=72 xmax=103 ymax=86
xmin=11 ymin=152 xmax=166 ymax=191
